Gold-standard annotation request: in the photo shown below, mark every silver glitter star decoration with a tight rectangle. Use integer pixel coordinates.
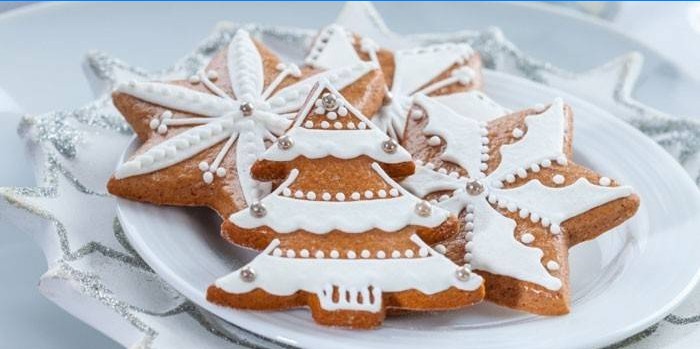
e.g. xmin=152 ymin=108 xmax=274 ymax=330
xmin=0 ymin=23 xmax=299 ymax=349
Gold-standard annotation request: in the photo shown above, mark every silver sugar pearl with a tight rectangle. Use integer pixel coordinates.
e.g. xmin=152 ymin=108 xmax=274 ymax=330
xmin=455 ymin=266 xmax=471 ymax=281
xmin=466 ymin=179 xmax=484 ymax=196
xmin=250 ymin=202 xmax=267 ymax=218
xmin=321 ymin=94 xmax=338 ymax=111
xmin=415 ymin=200 xmax=432 ymax=217
xmin=240 ymin=102 xmax=254 ymax=116
xmin=239 ymin=267 xmax=256 ymax=282
xmin=382 ymin=139 xmax=398 ymax=154
xmin=277 ymin=135 xmax=293 ymax=150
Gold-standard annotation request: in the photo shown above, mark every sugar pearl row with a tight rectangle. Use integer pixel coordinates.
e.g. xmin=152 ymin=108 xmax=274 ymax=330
xmin=486 ymin=193 xmax=562 ymax=234
xmin=120 ymin=120 xmax=235 ymax=175
xmin=463 ymin=204 xmax=476 ymax=264
xmin=270 ymin=247 xmax=431 ymax=259
xmin=491 ymin=154 xmax=568 ymax=188
xmin=281 ymin=188 xmax=400 ymax=201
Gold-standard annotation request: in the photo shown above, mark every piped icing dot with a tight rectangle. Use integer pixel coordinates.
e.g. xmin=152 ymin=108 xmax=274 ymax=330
xmin=282 ymin=188 xmax=292 ymax=197
xmin=599 ymin=177 xmax=611 ymax=186
xmin=330 ymin=250 xmax=340 ymax=259
xmin=351 ymin=192 xmax=361 ymax=200
xmin=347 ymin=250 xmax=357 ymax=259
xmin=512 ymin=128 xmax=524 ymax=138
xmin=364 ymin=190 xmax=374 ymax=199
xmin=391 ymin=250 xmax=401 ymax=258
xmin=315 ymin=250 xmax=325 ymax=259
xmin=520 ymin=233 xmax=535 ymax=244
xmin=376 ymin=250 xmax=386 ymax=259
xmin=546 ymin=261 xmax=560 ymax=271
xmin=300 ymin=249 xmax=310 ymax=258
xmin=304 ymin=120 xmax=314 ymax=128
xmin=322 ymin=192 xmax=332 ymax=201
xmin=552 ymin=174 xmax=565 ymax=185
xmin=361 ymin=249 xmax=371 ymax=258
xmin=335 ymin=192 xmax=346 ymax=201
xmin=294 ymin=190 xmax=304 ymax=198
xmin=286 ymin=249 xmax=296 ymax=258
xmin=389 ymin=188 xmax=399 ymax=197
xmin=410 ymin=109 xmax=424 ymax=120
xmin=378 ymin=189 xmax=387 ymax=198
xmin=427 ymin=136 xmax=441 ymax=146
xmin=434 ymin=244 xmax=447 ymax=254
xmin=306 ymin=191 xmax=317 ymax=200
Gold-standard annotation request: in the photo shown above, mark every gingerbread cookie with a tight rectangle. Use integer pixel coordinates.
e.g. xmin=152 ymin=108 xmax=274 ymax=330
xmin=207 ymin=80 xmax=484 ymax=329
xmin=107 ymin=29 xmax=386 ymax=224
xmin=306 ymin=25 xmax=483 ymax=139
xmin=400 ymin=94 xmax=640 ymax=315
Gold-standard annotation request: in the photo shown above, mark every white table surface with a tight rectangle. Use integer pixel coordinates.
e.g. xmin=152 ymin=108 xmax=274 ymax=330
xmin=0 ymin=2 xmax=698 ymax=348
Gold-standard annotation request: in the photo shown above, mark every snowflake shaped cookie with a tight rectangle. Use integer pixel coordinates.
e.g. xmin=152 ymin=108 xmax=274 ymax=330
xmin=107 ymin=29 xmax=385 ymax=221
xmin=305 ymin=25 xmax=484 ymax=139
xmin=401 ymin=94 xmax=640 ymax=314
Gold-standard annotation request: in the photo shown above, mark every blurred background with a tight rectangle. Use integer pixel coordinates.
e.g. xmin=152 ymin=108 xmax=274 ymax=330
xmin=0 ymin=2 xmax=698 ymax=348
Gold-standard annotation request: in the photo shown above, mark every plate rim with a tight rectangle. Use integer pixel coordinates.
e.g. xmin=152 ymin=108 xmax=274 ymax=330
xmin=116 ymin=69 xmax=700 ymax=349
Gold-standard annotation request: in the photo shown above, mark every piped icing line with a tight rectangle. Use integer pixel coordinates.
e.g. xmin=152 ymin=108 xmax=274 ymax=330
xmin=113 ymin=29 xmax=381 ymax=204
xmin=302 ymin=25 xmax=477 ymax=140
xmin=400 ymin=96 xmax=637 ymax=291
xmin=230 ymin=163 xmax=449 ymax=234
xmin=487 ymin=98 xmax=567 ymax=183
xmin=489 ymin=178 xmax=633 ymax=234
xmin=261 ymin=128 xmax=412 ymax=163
xmin=414 ymin=93 xmax=488 ymax=178
xmin=262 ymin=78 xmax=411 ymax=163
xmin=213 ymin=235 xmax=483 ymax=312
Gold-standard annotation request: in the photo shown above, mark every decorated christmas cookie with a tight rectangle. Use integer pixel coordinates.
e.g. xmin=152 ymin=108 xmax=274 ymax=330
xmin=107 ymin=29 xmax=386 ymax=223
xmin=208 ymin=80 xmax=484 ymax=329
xmin=400 ymin=94 xmax=640 ymax=315
xmin=306 ymin=25 xmax=483 ymax=139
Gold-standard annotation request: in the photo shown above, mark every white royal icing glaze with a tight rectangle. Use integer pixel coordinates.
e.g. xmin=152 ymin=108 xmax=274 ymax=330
xmin=114 ymin=29 xmax=379 ymax=204
xmin=214 ymin=235 xmax=483 ymax=312
xmin=400 ymin=96 xmax=635 ymax=291
xmin=230 ymin=163 xmax=449 ymax=234
xmin=431 ymin=91 xmax=511 ymax=123
xmin=304 ymin=25 xmax=477 ymax=140
xmin=262 ymin=79 xmax=411 ymax=163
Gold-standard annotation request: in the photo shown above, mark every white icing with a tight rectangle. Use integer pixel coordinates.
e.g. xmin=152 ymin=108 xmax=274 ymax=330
xmin=305 ymin=25 xmax=363 ymax=70
xmin=262 ymin=128 xmax=411 ymax=163
xmin=229 ymin=163 xmax=450 ymax=234
xmin=414 ymin=94 xmax=484 ymax=177
xmin=400 ymin=96 xmax=636 ymax=291
xmin=490 ymin=178 xmax=633 ymax=228
xmin=214 ymin=235 xmax=483 ymax=312
xmin=520 ymin=233 xmax=535 ymax=244
xmin=114 ymin=29 xmax=379 ymax=204
xmin=431 ymin=91 xmax=510 ymax=122
xmin=262 ymin=79 xmax=411 ymax=164
xmin=488 ymin=98 xmax=567 ymax=182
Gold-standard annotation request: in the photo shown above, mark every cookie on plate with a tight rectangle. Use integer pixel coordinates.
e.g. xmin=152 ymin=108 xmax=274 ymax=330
xmin=107 ymin=29 xmax=386 ymax=224
xmin=306 ymin=25 xmax=483 ymax=139
xmin=208 ymin=80 xmax=484 ymax=329
xmin=400 ymin=94 xmax=640 ymax=315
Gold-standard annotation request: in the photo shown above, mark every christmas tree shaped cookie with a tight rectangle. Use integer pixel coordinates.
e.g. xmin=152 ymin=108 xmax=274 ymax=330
xmin=400 ymin=94 xmax=640 ymax=315
xmin=208 ymin=80 xmax=484 ymax=329
xmin=306 ymin=25 xmax=486 ymax=139
xmin=107 ymin=29 xmax=386 ymax=225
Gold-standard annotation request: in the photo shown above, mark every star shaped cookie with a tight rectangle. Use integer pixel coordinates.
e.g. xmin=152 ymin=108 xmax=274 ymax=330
xmin=306 ymin=25 xmax=484 ymax=139
xmin=400 ymin=94 xmax=640 ymax=314
xmin=107 ymin=29 xmax=386 ymax=223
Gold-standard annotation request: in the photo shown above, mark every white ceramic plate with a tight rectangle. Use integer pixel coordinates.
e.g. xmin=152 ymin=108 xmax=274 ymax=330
xmin=117 ymin=70 xmax=700 ymax=349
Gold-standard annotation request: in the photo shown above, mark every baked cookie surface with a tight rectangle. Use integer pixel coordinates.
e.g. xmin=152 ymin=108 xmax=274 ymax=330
xmin=107 ymin=29 xmax=386 ymax=222
xmin=208 ymin=80 xmax=485 ymax=329
xmin=400 ymin=94 xmax=640 ymax=315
